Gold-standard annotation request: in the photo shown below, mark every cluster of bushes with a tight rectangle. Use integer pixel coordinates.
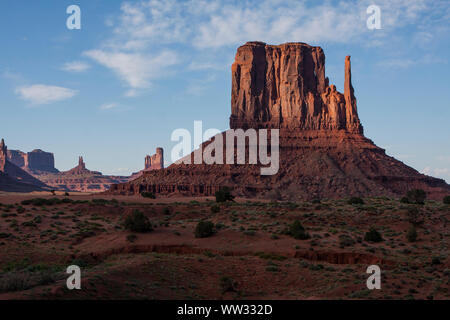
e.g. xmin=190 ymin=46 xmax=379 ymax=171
xmin=407 ymin=207 xmax=424 ymax=226
xmin=194 ymin=221 xmax=215 ymax=238
xmin=443 ymin=196 xmax=450 ymax=205
xmin=289 ymin=220 xmax=310 ymax=240
xmin=210 ymin=204 xmax=220 ymax=213
xmin=123 ymin=210 xmax=153 ymax=233
xmin=348 ymin=197 xmax=364 ymax=205
xmin=91 ymin=199 xmax=119 ymax=205
xmin=406 ymin=225 xmax=417 ymax=242
xmin=401 ymin=189 xmax=426 ymax=205
xmin=215 ymin=187 xmax=235 ymax=203
xmin=21 ymin=198 xmax=73 ymax=206
xmin=364 ymin=227 xmax=383 ymax=242
xmin=141 ymin=192 xmax=156 ymax=199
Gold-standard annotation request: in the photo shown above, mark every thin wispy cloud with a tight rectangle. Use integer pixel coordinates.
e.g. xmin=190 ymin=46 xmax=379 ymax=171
xmin=61 ymin=61 xmax=90 ymax=73
xmin=83 ymin=50 xmax=177 ymax=90
xmin=15 ymin=84 xmax=77 ymax=105
xmin=99 ymin=103 xmax=118 ymax=110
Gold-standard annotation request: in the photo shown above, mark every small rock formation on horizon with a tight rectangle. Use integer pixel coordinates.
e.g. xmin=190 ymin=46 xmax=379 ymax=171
xmin=130 ymin=148 xmax=165 ymax=180
xmin=0 ymin=139 xmax=49 ymax=192
xmin=7 ymin=148 xmax=59 ymax=175
xmin=145 ymin=148 xmax=164 ymax=171
xmin=105 ymin=42 xmax=448 ymax=200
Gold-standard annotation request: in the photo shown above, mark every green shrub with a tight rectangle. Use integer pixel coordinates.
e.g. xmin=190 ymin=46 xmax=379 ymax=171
xmin=126 ymin=234 xmax=137 ymax=243
xmin=364 ymin=227 xmax=383 ymax=242
xmin=348 ymin=197 xmax=364 ymax=205
xmin=123 ymin=210 xmax=153 ymax=233
xmin=194 ymin=221 xmax=215 ymax=238
xmin=407 ymin=207 xmax=423 ymax=226
xmin=289 ymin=220 xmax=310 ymax=240
xmin=443 ymin=196 xmax=450 ymax=205
xmin=16 ymin=206 xmax=25 ymax=214
xmin=406 ymin=225 xmax=417 ymax=242
xmin=141 ymin=192 xmax=156 ymax=199
xmin=162 ymin=207 xmax=171 ymax=215
xmin=210 ymin=204 xmax=220 ymax=213
xmin=400 ymin=197 xmax=410 ymax=204
xmin=431 ymin=257 xmax=441 ymax=265
xmin=405 ymin=189 xmax=426 ymax=205
xmin=220 ymin=276 xmax=236 ymax=293
xmin=215 ymin=187 xmax=235 ymax=203
xmin=339 ymin=234 xmax=355 ymax=248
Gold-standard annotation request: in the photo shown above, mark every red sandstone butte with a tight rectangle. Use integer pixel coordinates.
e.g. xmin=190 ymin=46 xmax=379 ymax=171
xmin=129 ymin=148 xmax=165 ymax=180
xmin=0 ymin=139 xmax=49 ymax=192
xmin=107 ymin=42 xmax=450 ymax=200
xmin=7 ymin=148 xmax=59 ymax=175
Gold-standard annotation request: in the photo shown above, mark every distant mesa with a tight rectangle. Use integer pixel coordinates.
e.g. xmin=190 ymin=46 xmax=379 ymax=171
xmin=36 ymin=155 xmax=128 ymax=193
xmin=0 ymin=139 xmax=49 ymax=192
xmin=108 ymin=41 xmax=450 ymax=200
xmin=7 ymin=148 xmax=59 ymax=175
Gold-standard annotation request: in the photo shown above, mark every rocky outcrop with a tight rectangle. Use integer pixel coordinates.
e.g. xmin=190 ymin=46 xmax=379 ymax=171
xmin=107 ymin=42 xmax=449 ymax=200
xmin=230 ymin=42 xmax=363 ymax=133
xmin=0 ymin=139 xmax=7 ymax=172
xmin=145 ymin=148 xmax=164 ymax=171
xmin=7 ymin=148 xmax=59 ymax=174
xmin=0 ymin=139 xmax=48 ymax=192
xmin=37 ymin=156 xmax=128 ymax=192
xmin=130 ymin=148 xmax=165 ymax=180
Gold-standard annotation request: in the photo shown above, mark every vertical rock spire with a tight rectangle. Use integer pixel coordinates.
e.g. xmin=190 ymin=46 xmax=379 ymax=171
xmin=0 ymin=139 xmax=7 ymax=171
xmin=344 ymin=56 xmax=363 ymax=133
xmin=78 ymin=156 xmax=85 ymax=169
xmin=344 ymin=56 xmax=356 ymax=116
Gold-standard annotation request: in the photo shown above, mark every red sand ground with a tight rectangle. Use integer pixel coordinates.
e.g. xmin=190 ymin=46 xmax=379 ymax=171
xmin=0 ymin=192 xmax=448 ymax=300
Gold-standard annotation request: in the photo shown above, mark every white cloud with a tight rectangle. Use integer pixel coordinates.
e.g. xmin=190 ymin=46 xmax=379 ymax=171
xmin=15 ymin=84 xmax=77 ymax=105
xmin=422 ymin=166 xmax=450 ymax=183
xmin=81 ymin=0 xmax=447 ymax=92
xmin=61 ymin=61 xmax=90 ymax=73
xmin=84 ymin=50 xmax=177 ymax=89
xmin=99 ymin=103 xmax=118 ymax=110
xmin=104 ymin=0 xmax=440 ymax=50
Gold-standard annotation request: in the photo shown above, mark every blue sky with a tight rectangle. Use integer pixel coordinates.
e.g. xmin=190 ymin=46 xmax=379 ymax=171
xmin=0 ymin=0 xmax=449 ymax=181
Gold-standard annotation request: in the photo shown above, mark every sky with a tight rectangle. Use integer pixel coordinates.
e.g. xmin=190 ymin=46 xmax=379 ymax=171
xmin=0 ymin=0 xmax=449 ymax=181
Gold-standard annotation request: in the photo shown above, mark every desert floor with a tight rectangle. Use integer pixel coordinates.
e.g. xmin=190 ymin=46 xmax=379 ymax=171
xmin=0 ymin=192 xmax=448 ymax=300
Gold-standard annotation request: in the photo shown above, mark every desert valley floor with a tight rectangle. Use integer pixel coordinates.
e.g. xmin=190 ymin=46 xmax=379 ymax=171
xmin=0 ymin=192 xmax=448 ymax=300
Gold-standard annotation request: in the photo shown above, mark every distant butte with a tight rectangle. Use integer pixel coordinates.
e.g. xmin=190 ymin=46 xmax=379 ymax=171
xmin=0 ymin=139 xmax=49 ymax=192
xmin=130 ymin=148 xmax=165 ymax=180
xmin=36 ymin=156 xmax=128 ymax=193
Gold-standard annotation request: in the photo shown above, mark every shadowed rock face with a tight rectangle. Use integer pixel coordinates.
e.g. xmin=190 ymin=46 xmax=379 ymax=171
xmin=7 ymin=148 xmax=59 ymax=174
xmin=107 ymin=42 xmax=449 ymax=200
xmin=0 ymin=139 xmax=48 ymax=192
xmin=230 ymin=42 xmax=362 ymax=133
